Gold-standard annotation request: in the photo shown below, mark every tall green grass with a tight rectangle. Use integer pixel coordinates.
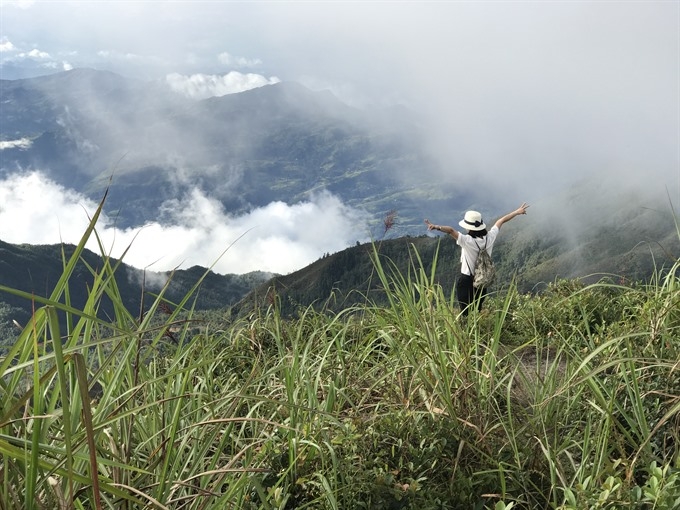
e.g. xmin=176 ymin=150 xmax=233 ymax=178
xmin=1 ymin=203 xmax=679 ymax=509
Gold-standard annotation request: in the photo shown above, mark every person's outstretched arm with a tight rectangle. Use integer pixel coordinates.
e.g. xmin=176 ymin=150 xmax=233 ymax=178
xmin=424 ymin=219 xmax=459 ymax=240
xmin=494 ymin=202 xmax=529 ymax=229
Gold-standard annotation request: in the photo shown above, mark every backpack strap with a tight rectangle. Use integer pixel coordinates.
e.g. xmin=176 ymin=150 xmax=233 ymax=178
xmin=463 ymin=237 xmax=485 ymax=275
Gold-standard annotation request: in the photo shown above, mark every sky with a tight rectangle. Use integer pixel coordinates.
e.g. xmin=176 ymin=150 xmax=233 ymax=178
xmin=0 ymin=1 xmax=679 ymax=275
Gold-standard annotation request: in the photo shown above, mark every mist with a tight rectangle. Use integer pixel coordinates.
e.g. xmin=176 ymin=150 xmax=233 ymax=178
xmin=1 ymin=1 xmax=678 ymax=255
xmin=0 ymin=171 xmax=370 ymax=275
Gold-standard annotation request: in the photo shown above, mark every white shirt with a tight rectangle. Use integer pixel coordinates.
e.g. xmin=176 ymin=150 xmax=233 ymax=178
xmin=456 ymin=225 xmax=499 ymax=275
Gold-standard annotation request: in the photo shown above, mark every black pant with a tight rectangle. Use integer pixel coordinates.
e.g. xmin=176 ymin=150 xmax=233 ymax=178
xmin=456 ymin=273 xmax=487 ymax=316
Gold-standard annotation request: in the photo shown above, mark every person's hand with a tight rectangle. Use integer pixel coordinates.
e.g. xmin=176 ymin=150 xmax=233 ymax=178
xmin=516 ymin=203 xmax=529 ymax=215
xmin=424 ymin=219 xmax=436 ymax=230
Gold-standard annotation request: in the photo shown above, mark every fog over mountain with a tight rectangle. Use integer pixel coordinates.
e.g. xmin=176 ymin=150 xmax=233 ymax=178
xmin=0 ymin=2 xmax=677 ymax=275
xmin=0 ymin=170 xmax=372 ymax=275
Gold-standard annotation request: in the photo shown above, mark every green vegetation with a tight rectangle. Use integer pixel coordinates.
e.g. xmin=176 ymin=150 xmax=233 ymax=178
xmin=0 ymin=240 xmax=271 ymax=347
xmin=1 ymin=199 xmax=679 ymax=509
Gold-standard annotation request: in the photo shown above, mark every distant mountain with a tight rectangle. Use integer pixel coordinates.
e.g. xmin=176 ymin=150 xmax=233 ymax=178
xmin=0 ymin=68 xmax=463 ymax=231
xmin=0 ymin=238 xmax=272 ymax=332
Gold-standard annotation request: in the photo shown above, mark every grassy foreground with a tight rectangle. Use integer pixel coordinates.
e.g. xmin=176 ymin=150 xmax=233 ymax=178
xmin=1 ymin=204 xmax=679 ymax=509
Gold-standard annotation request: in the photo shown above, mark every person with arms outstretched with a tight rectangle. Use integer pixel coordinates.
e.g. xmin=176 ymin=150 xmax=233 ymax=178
xmin=425 ymin=202 xmax=529 ymax=316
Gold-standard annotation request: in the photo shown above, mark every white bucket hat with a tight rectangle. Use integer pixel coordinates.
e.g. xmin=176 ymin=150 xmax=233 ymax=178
xmin=458 ymin=210 xmax=486 ymax=231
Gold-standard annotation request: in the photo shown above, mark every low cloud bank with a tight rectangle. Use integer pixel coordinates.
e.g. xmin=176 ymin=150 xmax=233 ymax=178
xmin=0 ymin=171 xmax=370 ymax=274
xmin=166 ymin=71 xmax=281 ymax=100
xmin=0 ymin=138 xmax=32 ymax=150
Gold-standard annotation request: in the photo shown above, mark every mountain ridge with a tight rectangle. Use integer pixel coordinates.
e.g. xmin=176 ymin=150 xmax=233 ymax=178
xmin=1 ymin=68 xmax=456 ymax=232
xmin=0 ymin=237 xmax=273 ymax=333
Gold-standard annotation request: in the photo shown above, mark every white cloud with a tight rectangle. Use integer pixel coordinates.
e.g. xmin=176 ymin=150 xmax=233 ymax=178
xmin=0 ymin=38 xmax=16 ymax=52
xmin=0 ymin=138 xmax=32 ymax=150
xmin=165 ymin=71 xmax=281 ymax=99
xmin=217 ymin=51 xmax=262 ymax=68
xmin=27 ymin=48 xmax=49 ymax=58
xmin=42 ymin=60 xmax=72 ymax=71
xmin=0 ymin=37 xmax=72 ymax=73
xmin=16 ymin=48 xmax=50 ymax=60
xmin=0 ymin=172 xmax=97 ymax=243
xmin=0 ymin=172 xmax=370 ymax=275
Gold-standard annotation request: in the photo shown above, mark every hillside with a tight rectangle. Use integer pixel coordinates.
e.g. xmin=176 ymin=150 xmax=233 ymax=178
xmin=234 ymin=201 xmax=680 ymax=317
xmin=0 ymin=239 xmax=271 ymax=338
xmin=4 ymin=219 xmax=678 ymax=509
